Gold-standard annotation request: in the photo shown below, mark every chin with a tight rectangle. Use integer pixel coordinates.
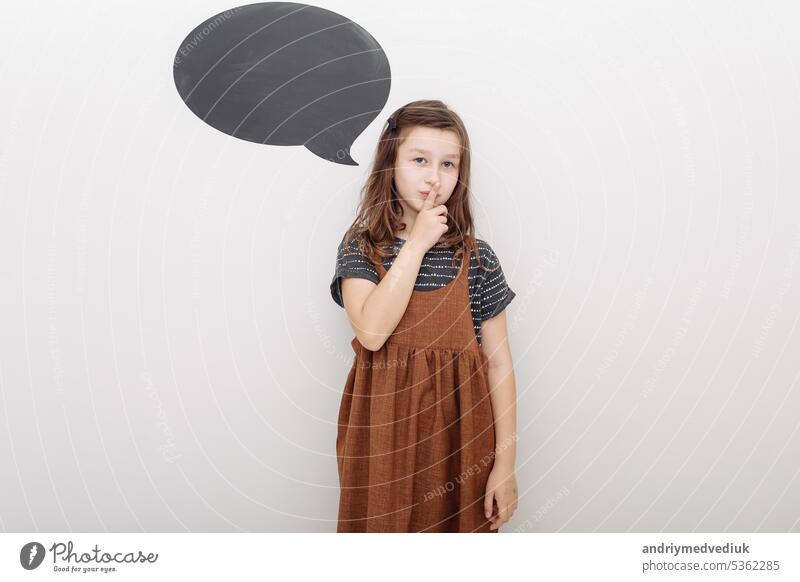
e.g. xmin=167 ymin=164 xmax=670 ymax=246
xmin=400 ymin=196 xmax=425 ymax=210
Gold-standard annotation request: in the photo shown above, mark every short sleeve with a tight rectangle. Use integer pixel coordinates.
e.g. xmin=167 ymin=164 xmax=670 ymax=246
xmin=477 ymin=241 xmax=516 ymax=321
xmin=330 ymin=236 xmax=379 ymax=308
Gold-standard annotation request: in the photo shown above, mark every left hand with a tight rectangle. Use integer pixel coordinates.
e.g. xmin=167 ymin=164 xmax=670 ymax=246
xmin=484 ymin=463 xmax=518 ymax=531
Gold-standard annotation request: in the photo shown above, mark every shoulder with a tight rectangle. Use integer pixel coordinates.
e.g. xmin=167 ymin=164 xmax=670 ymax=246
xmin=471 ymin=237 xmax=516 ymax=319
xmin=331 ymin=232 xmax=379 ymax=308
xmin=337 ymin=232 xmax=371 ymax=260
xmin=472 ymin=238 xmax=501 ymax=268
xmin=337 ymin=231 xmax=363 ymax=252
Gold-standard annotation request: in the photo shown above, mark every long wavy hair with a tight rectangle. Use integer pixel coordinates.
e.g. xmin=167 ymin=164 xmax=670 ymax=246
xmin=341 ymin=99 xmax=494 ymax=272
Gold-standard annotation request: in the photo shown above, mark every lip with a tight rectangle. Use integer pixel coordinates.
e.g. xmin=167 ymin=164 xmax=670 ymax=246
xmin=420 ymin=191 xmax=430 ymax=197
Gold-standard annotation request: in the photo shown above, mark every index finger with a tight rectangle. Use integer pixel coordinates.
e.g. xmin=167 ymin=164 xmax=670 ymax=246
xmin=423 ymin=181 xmax=440 ymax=209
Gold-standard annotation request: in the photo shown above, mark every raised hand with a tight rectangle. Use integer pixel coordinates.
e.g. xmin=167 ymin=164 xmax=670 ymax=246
xmin=408 ymin=181 xmax=448 ymax=252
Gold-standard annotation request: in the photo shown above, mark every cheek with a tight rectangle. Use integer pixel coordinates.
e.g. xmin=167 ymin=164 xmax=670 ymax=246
xmin=393 ymin=165 xmax=412 ymax=184
xmin=395 ymin=167 xmax=421 ymax=191
xmin=446 ymin=172 xmax=460 ymax=190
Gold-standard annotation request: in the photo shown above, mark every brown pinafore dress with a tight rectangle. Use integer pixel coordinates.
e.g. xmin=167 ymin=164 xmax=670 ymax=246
xmin=336 ymin=237 xmax=498 ymax=533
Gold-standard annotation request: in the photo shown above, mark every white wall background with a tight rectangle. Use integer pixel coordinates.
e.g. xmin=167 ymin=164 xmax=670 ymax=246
xmin=1 ymin=0 xmax=799 ymax=532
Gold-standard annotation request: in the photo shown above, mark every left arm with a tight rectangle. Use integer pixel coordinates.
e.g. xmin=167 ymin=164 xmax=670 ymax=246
xmin=480 ymin=309 xmax=518 ymax=530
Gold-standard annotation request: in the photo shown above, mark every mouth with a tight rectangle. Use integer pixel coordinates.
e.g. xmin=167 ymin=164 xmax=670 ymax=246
xmin=420 ymin=191 xmax=430 ymax=198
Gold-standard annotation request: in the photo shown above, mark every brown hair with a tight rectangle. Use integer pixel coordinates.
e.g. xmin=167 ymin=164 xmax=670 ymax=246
xmin=340 ymin=99 xmax=495 ymax=272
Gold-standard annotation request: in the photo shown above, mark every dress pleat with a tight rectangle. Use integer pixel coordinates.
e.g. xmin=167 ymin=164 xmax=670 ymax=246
xmin=336 ymin=238 xmax=498 ymax=532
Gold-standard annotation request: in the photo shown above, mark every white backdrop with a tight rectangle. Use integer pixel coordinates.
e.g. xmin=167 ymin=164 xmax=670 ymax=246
xmin=1 ymin=0 xmax=799 ymax=532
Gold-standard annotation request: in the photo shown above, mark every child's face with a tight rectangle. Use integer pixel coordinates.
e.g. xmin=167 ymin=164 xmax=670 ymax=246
xmin=392 ymin=126 xmax=462 ymax=213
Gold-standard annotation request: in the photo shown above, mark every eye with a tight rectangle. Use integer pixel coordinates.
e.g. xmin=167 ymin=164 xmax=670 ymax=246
xmin=414 ymin=157 xmax=457 ymax=169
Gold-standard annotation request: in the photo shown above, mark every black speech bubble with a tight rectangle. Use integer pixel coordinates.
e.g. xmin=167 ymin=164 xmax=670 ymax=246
xmin=173 ymin=2 xmax=391 ymax=165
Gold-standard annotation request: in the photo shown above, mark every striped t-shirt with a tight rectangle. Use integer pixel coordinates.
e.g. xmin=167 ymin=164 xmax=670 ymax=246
xmin=330 ymin=235 xmax=515 ymax=345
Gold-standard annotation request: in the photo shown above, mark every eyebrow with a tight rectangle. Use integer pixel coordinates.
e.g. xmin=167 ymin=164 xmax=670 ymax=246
xmin=408 ymin=147 xmax=461 ymax=160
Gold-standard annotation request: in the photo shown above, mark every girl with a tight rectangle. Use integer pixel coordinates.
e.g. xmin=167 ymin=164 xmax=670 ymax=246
xmin=330 ymin=100 xmax=518 ymax=532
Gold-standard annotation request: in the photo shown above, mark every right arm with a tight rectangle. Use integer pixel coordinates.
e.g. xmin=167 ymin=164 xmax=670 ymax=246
xmin=341 ymin=182 xmax=449 ymax=351
xmin=341 ymin=239 xmax=427 ymax=351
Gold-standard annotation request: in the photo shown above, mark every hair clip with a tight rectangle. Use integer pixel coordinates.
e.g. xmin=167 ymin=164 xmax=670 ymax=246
xmin=387 ymin=116 xmax=397 ymax=131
